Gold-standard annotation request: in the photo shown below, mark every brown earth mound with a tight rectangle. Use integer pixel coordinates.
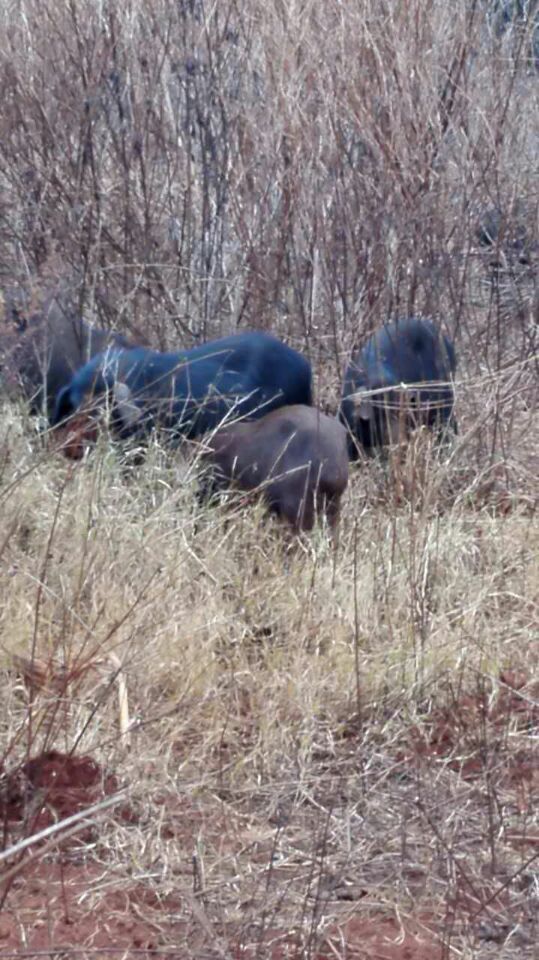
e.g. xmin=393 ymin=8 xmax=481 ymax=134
xmin=1 ymin=750 xmax=121 ymax=826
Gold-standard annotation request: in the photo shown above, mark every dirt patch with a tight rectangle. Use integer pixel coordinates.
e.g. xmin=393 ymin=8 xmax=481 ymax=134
xmin=0 ymin=868 xmax=442 ymax=960
xmin=0 ymin=750 xmax=133 ymax=837
xmin=0 ymin=861 xmax=191 ymax=955
xmin=396 ymin=672 xmax=538 ymax=801
xmin=0 ymin=779 xmax=228 ymax=958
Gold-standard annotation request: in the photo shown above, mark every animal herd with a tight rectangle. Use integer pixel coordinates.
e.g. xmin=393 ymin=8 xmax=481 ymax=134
xmin=1 ymin=299 xmax=458 ymax=533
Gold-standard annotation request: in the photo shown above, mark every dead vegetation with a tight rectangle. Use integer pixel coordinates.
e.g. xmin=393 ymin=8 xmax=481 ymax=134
xmin=0 ymin=0 xmax=538 ymax=957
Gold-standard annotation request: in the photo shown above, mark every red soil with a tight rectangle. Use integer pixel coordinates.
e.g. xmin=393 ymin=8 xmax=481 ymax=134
xmin=0 ymin=750 xmax=133 ymax=837
xmin=0 ymin=862 xmax=445 ymax=960
xmin=0 ymin=861 xmax=190 ymax=955
xmin=396 ymin=672 xmax=538 ymax=809
xmin=1 ymin=666 xmax=536 ymax=960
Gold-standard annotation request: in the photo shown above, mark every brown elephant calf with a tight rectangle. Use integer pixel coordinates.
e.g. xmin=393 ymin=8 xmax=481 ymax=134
xmin=204 ymin=405 xmax=349 ymax=532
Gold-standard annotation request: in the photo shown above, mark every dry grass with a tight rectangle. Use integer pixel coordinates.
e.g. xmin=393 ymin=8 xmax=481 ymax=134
xmin=0 ymin=0 xmax=538 ymax=957
xmin=1 ymin=398 xmax=537 ymax=957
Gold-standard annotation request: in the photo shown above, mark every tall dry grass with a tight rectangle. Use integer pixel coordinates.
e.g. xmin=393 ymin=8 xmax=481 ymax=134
xmin=0 ymin=1 xmax=538 ymax=957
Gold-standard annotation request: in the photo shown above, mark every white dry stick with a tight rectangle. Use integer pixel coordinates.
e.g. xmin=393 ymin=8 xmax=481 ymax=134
xmin=0 ymin=790 xmax=128 ymax=868
xmin=106 ymin=652 xmax=131 ymax=749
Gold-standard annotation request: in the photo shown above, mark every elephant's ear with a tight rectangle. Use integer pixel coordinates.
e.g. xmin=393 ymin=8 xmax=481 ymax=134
xmin=112 ymin=381 xmax=142 ymax=427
